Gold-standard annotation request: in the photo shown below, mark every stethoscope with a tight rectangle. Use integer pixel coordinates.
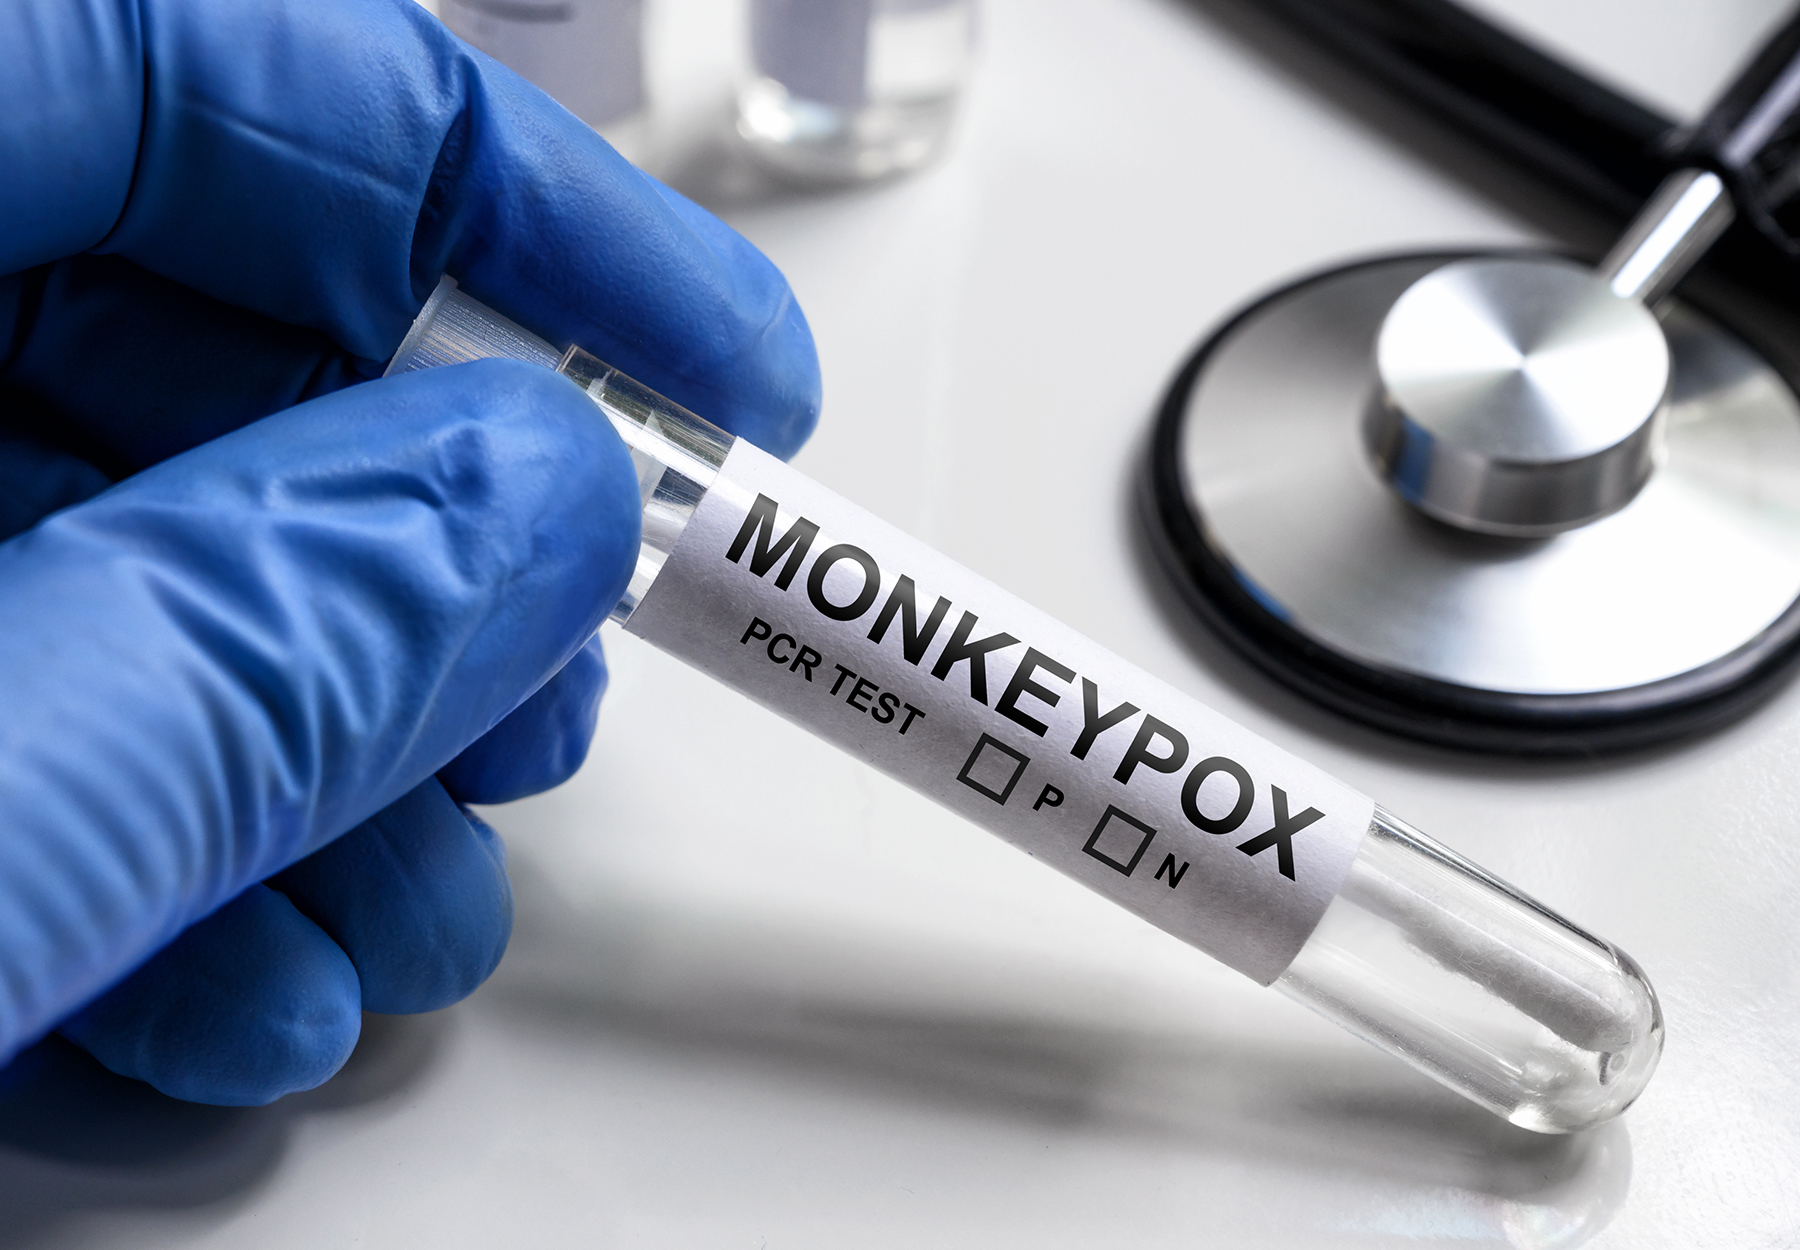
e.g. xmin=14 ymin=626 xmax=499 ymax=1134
xmin=1146 ymin=2 xmax=1800 ymax=754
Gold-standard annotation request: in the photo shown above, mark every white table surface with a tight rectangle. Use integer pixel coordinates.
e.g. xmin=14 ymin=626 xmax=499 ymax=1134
xmin=4 ymin=1 xmax=1798 ymax=1246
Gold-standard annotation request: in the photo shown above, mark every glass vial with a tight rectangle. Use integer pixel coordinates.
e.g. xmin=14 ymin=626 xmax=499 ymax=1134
xmin=386 ymin=281 xmax=1663 ymax=1132
xmin=439 ymin=0 xmax=648 ymax=163
xmin=737 ymin=0 xmax=976 ymax=184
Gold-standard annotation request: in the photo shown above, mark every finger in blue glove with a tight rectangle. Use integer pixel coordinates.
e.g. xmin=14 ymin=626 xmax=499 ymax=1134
xmin=272 ymin=781 xmax=514 ymax=1018
xmin=59 ymin=883 xmax=362 ymax=1107
xmin=439 ymin=635 xmax=610 ymax=805
xmin=2 ymin=0 xmax=821 ymax=455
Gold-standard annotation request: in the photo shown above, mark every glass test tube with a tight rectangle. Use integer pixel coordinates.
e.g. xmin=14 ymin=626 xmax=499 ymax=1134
xmin=388 ymin=278 xmax=1663 ymax=1133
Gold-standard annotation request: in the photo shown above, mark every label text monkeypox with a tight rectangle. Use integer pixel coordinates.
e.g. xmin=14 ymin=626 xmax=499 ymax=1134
xmin=626 ymin=443 xmax=1373 ymax=983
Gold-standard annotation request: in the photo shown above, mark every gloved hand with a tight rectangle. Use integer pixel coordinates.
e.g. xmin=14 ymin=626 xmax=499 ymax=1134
xmin=0 ymin=0 xmax=819 ymax=1105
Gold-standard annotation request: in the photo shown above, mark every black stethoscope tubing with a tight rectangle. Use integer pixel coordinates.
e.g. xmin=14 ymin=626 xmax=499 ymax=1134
xmin=1224 ymin=0 xmax=1800 ymax=314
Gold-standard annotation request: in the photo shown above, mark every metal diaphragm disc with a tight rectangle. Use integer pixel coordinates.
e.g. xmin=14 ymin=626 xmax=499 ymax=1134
xmin=1145 ymin=252 xmax=1800 ymax=754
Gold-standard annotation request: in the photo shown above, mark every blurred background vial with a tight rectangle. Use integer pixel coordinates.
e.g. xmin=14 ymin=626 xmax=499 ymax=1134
xmin=438 ymin=0 xmax=649 ymax=162
xmin=737 ymin=0 xmax=977 ymax=184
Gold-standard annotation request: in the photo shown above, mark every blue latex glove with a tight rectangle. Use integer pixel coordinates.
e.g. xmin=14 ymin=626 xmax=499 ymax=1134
xmin=0 ymin=0 xmax=819 ymax=1105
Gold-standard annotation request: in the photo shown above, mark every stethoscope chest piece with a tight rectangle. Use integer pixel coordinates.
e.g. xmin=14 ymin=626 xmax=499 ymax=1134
xmin=1148 ymin=251 xmax=1800 ymax=753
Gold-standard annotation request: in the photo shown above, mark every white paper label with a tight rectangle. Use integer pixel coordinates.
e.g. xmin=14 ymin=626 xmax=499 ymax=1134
xmin=626 ymin=442 xmax=1373 ymax=984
